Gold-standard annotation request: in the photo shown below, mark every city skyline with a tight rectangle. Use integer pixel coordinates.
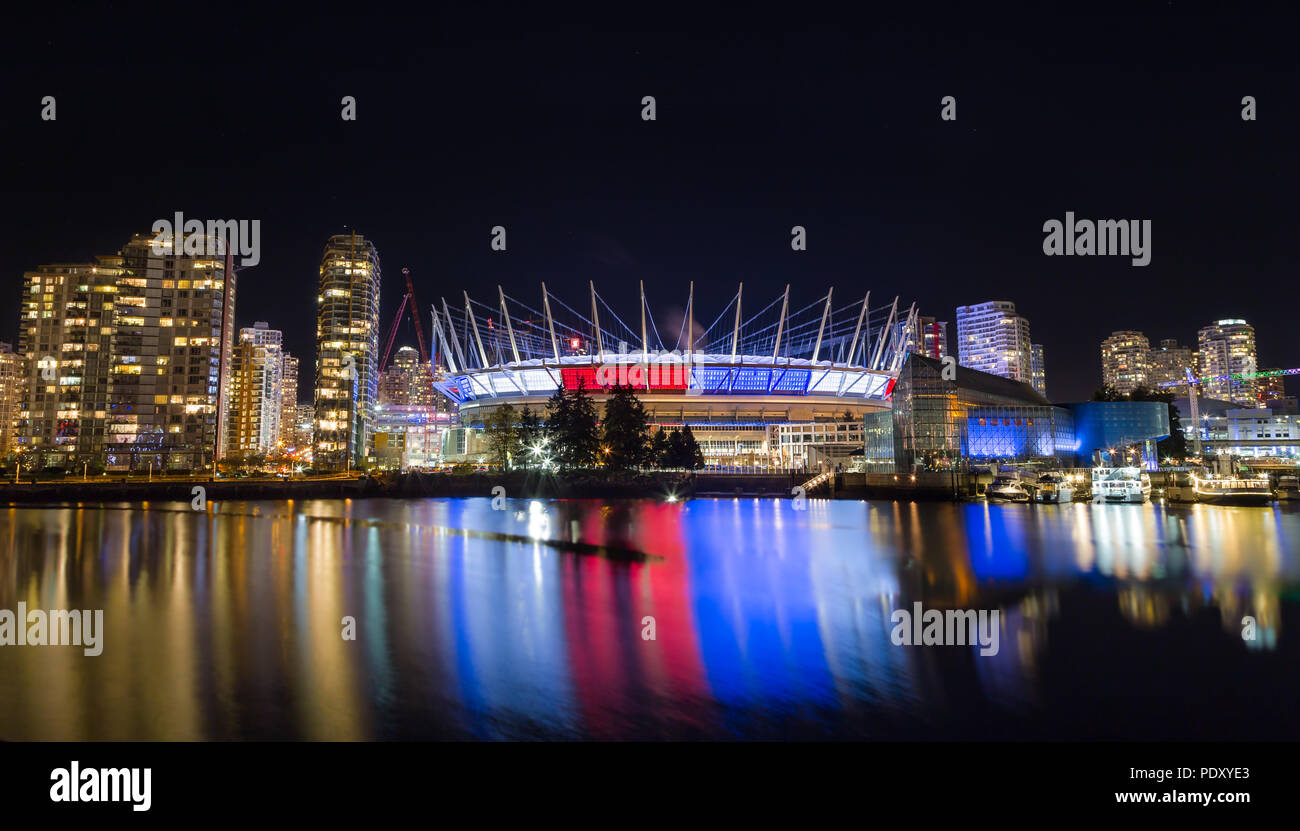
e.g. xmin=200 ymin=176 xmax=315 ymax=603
xmin=8 ymin=229 xmax=1290 ymax=404
xmin=2 ymin=5 xmax=1298 ymax=801
xmin=3 ymin=8 xmax=1298 ymax=404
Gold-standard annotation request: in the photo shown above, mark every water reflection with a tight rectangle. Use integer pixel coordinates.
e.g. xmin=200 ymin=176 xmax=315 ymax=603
xmin=0 ymin=497 xmax=1297 ymax=740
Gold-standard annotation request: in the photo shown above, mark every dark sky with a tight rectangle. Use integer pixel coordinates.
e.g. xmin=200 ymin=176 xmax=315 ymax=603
xmin=2 ymin=4 xmax=1296 ymax=402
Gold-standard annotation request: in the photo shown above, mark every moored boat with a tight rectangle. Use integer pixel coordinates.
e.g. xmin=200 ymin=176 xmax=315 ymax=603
xmin=1092 ymin=466 xmax=1152 ymax=503
xmin=1191 ymin=473 xmax=1274 ymax=506
xmin=987 ymin=473 xmax=1030 ymax=503
xmin=1033 ymin=471 xmax=1076 ymax=503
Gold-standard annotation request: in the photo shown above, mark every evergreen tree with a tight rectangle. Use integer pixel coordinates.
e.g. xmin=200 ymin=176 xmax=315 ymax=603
xmin=649 ymin=427 xmax=669 ymax=468
xmin=665 ymin=428 xmax=686 ymax=468
xmin=602 ymin=385 xmax=651 ymax=469
xmin=545 ymin=380 xmax=601 ymax=468
xmin=680 ymin=424 xmax=705 ymax=469
xmin=519 ymin=406 xmax=543 ymax=468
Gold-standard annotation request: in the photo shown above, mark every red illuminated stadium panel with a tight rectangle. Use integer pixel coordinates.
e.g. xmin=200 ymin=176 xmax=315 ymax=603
xmin=560 ymin=366 xmax=688 ymax=392
xmin=560 ymin=367 xmax=601 ymax=390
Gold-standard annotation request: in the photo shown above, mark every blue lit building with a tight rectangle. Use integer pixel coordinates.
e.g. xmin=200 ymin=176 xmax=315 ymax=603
xmin=864 ymin=355 xmax=1169 ymax=472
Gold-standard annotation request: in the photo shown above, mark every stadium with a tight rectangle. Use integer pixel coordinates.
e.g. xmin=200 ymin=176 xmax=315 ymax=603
xmin=430 ymin=283 xmax=916 ymax=469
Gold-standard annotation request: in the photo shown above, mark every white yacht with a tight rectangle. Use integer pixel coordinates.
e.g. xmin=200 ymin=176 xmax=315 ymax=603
xmin=1033 ymin=471 xmax=1075 ymax=504
xmin=987 ymin=473 xmax=1031 ymax=503
xmin=1092 ymin=466 xmax=1152 ymax=503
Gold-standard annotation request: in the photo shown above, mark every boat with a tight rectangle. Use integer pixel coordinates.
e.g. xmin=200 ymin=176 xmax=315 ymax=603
xmin=1091 ymin=466 xmax=1152 ymax=503
xmin=1278 ymin=475 xmax=1300 ymax=501
xmin=1033 ymin=471 xmax=1075 ymax=504
xmin=1190 ymin=473 xmax=1274 ymax=506
xmin=987 ymin=473 xmax=1031 ymax=503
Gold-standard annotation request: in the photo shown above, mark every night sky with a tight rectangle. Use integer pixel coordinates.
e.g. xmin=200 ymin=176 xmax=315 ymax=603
xmin=2 ymin=5 xmax=1296 ymax=402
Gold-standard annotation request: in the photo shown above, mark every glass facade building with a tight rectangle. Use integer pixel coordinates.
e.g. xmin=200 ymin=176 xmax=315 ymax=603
xmin=865 ymin=355 xmax=1169 ymax=472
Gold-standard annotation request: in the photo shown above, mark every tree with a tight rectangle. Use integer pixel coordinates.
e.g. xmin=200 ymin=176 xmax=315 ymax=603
xmin=518 ymin=406 xmax=544 ymax=469
xmin=545 ymin=380 xmax=600 ymax=468
xmin=602 ymin=385 xmax=651 ymax=469
xmin=649 ymin=427 xmax=669 ymax=468
xmin=680 ymin=424 xmax=705 ymax=469
xmin=664 ymin=429 xmax=686 ymax=468
xmin=483 ymin=403 xmax=521 ymax=468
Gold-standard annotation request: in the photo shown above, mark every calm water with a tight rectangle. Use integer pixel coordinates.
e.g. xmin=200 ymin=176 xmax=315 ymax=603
xmin=1 ymin=497 xmax=1298 ymax=740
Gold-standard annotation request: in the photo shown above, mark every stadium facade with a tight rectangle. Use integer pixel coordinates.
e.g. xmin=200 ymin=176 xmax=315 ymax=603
xmin=429 ymin=282 xmax=923 ymax=469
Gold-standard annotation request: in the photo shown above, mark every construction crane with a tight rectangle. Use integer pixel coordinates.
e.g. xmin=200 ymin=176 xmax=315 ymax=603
xmin=1183 ymin=367 xmax=1203 ymax=459
xmin=1159 ymin=365 xmax=1299 ymax=459
xmin=1158 ymin=366 xmax=1300 ymax=391
xmin=378 ymin=267 xmax=439 ymax=410
xmin=379 ymin=267 xmax=434 ymax=370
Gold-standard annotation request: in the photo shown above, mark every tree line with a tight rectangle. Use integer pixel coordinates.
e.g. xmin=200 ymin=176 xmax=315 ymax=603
xmin=481 ymin=381 xmax=705 ymax=470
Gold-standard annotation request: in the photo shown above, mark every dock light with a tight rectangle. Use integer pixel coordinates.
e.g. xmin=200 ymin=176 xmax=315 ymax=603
xmin=570 ymin=337 xmax=581 ymax=349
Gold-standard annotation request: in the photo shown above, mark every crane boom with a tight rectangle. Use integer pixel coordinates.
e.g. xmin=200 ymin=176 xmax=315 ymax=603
xmin=378 ymin=293 xmax=411 ymax=370
xmin=1160 ymin=366 xmax=1300 ymax=388
xmin=403 ymin=268 xmax=432 ymax=367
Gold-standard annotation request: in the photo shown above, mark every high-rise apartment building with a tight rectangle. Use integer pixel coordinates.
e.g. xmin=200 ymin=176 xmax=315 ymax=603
xmin=955 ymin=301 xmax=1035 ymax=387
xmin=1148 ymin=338 xmax=1193 ymax=391
xmin=378 ymin=345 xmax=434 ymax=406
xmin=0 ymin=343 xmax=22 ymax=455
xmin=1197 ymin=319 xmax=1258 ymax=406
xmin=1100 ymin=330 xmax=1151 ymax=395
xmin=17 ymin=233 xmax=236 ymax=470
xmin=228 ymin=322 xmax=284 ymax=456
xmin=893 ymin=316 xmax=949 ymax=361
xmin=1030 ymin=343 xmax=1047 ymax=398
xmin=293 ymin=403 xmax=315 ymax=455
xmin=17 ymin=259 xmax=121 ymax=466
xmin=1257 ymin=369 xmax=1287 ymax=404
xmin=314 ymin=232 xmax=381 ymax=470
xmin=279 ymin=353 xmax=299 ymax=448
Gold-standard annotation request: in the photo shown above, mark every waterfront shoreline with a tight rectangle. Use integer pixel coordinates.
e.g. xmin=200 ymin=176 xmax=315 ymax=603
xmin=2 ymin=470 xmax=1293 ymax=505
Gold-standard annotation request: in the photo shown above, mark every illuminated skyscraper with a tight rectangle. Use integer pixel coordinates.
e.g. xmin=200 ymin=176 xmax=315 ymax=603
xmin=1147 ymin=337 xmax=1193 ymax=392
xmin=0 ymin=343 xmax=22 ymax=454
xmin=16 ymin=233 xmax=236 ymax=471
xmin=1030 ymin=343 xmax=1047 ymax=398
xmin=893 ymin=316 xmax=949 ymax=360
xmin=279 ymin=352 xmax=299 ymax=449
xmin=1100 ymin=330 xmax=1150 ymax=395
xmin=228 ymin=322 xmax=284 ymax=456
xmin=17 ymin=260 xmax=122 ymax=467
xmin=955 ymin=300 xmax=1034 ymax=386
xmin=1197 ymin=319 xmax=1258 ymax=406
xmin=314 ymin=232 xmax=381 ymax=470
xmin=378 ymin=345 xmax=434 ymax=406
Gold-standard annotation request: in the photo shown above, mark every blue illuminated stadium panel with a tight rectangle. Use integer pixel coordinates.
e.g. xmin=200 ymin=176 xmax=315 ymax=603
xmin=771 ymin=369 xmax=811 ymax=393
xmin=731 ymin=368 xmax=772 ymax=392
xmin=691 ymin=367 xmax=733 ymax=393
